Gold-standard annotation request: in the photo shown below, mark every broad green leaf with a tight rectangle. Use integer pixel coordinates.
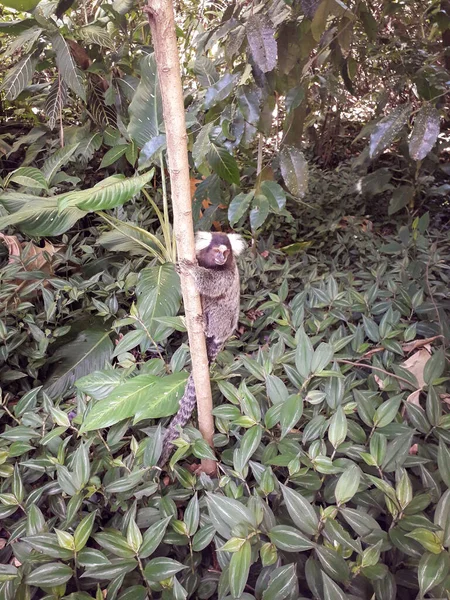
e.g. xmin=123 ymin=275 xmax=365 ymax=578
xmin=100 ymin=145 xmax=128 ymax=168
xmin=0 ymin=564 xmax=18 ymax=582
xmin=295 ymin=327 xmax=314 ymax=379
xmin=280 ymin=145 xmax=308 ymax=198
xmin=250 ymin=193 xmax=270 ymax=231
xmin=238 ymin=425 xmax=262 ymax=466
xmin=0 ymin=193 xmax=86 ymax=236
xmin=81 ymin=558 xmax=137 ymax=581
xmin=438 ymin=438 xmax=450 ymax=489
xmin=246 ymin=14 xmax=277 ymax=73
xmin=311 ymin=343 xmax=334 ymax=373
xmin=136 ymin=263 xmax=182 ymax=342
xmin=373 ymin=394 xmax=402 ymax=428
xmin=409 ymin=104 xmax=440 ymax=161
xmin=405 ymin=528 xmax=443 ymax=554
xmin=266 ymin=375 xmax=289 ymax=405
xmin=388 ymin=185 xmax=414 ymax=215
xmin=74 ymin=512 xmax=96 ymax=552
xmin=322 ymin=571 xmax=348 ymax=600
xmin=94 ymin=530 xmax=135 ymax=559
xmin=435 ymin=489 xmax=450 ymax=548
xmin=262 ymin=563 xmax=297 ymax=600
xmin=328 ymin=406 xmax=347 ymax=449
xmin=280 ymin=483 xmax=318 ymax=535
xmin=396 ymin=471 xmax=413 ymax=509
xmin=418 ymin=551 xmax=449 ymax=597
xmin=369 ymin=105 xmax=410 ymax=158
xmin=315 ymin=545 xmax=350 ymax=583
xmin=25 ymin=563 xmax=73 ymax=587
xmin=280 ymin=394 xmax=303 ymax=439
xmin=269 ymin=525 xmax=314 ymax=552
xmin=260 ymin=180 xmax=286 ymax=211
xmin=184 ymin=494 xmax=199 ymax=537
xmin=59 ymin=170 xmax=154 ymax=211
xmin=228 ymin=191 xmax=254 ymax=227
xmin=208 ymin=145 xmax=240 ymax=185
xmin=205 ymin=493 xmax=256 ymax=539
xmin=204 ymin=73 xmax=238 ymax=109
xmin=335 ymin=464 xmax=360 ymax=505
xmin=192 ymin=525 xmax=215 ymax=552
xmin=229 ymin=540 xmax=251 ymax=598
xmin=424 ymin=348 xmax=446 ymax=384
xmin=1 ymin=52 xmax=38 ymax=100
xmin=50 ymin=32 xmax=85 ymax=100
xmin=7 ymin=167 xmax=48 ymax=190
xmin=75 ymin=369 xmax=124 ymax=400
xmin=127 ymin=54 xmax=162 ymax=148
xmin=44 ymin=328 xmax=113 ymax=399
xmin=144 ymin=558 xmax=188 ymax=582
xmin=80 ymin=372 xmax=187 ymax=431
xmin=133 ymin=372 xmax=189 ymax=423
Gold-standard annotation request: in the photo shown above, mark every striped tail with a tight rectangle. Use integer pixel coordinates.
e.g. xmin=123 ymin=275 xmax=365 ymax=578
xmin=159 ymin=336 xmax=222 ymax=466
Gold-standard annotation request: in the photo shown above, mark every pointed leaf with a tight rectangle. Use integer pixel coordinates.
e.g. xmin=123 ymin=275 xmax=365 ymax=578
xmin=246 ymin=14 xmax=278 ymax=73
xmin=369 ymin=105 xmax=410 ymax=158
xmin=280 ymin=145 xmax=308 ymax=198
xmin=409 ymin=104 xmax=440 ymax=161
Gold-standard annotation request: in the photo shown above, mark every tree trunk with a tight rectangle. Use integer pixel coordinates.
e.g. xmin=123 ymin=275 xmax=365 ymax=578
xmin=145 ymin=0 xmax=216 ymax=475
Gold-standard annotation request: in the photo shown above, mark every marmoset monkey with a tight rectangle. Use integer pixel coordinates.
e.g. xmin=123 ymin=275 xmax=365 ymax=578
xmin=160 ymin=231 xmax=246 ymax=465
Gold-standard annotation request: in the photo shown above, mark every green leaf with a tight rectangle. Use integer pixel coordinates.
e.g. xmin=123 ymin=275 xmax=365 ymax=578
xmin=238 ymin=425 xmax=262 ymax=466
xmin=438 ymin=438 xmax=450 ymax=489
xmin=205 ymin=493 xmax=256 ymax=539
xmin=266 ymin=375 xmax=289 ymax=405
xmin=139 ymin=516 xmax=172 ymax=559
xmin=80 ymin=372 xmax=186 ymax=432
xmin=405 ymin=528 xmax=443 ymax=553
xmin=328 ymin=406 xmax=347 ymax=449
xmin=295 ymin=327 xmax=314 ymax=379
xmin=311 ymin=343 xmax=334 ymax=373
xmin=369 ymin=105 xmax=410 ymax=158
xmin=74 ymin=512 xmax=96 ymax=552
xmin=208 ymin=145 xmax=240 ymax=185
xmin=59 ymin=171 xmax=154 ymax=212
xmin=1 ymin=52 xmax=38 ymax=100
xmin=50 ymin=32 xmax=85 ymax=100
xmin=100 ymin=144 xmax=128 ymax=168
xmin=322 ymin=571 xmax=348 ymax=600
xmin=192 ymin=525 xmax=215 ymax=552
xmin=262 ymin=563 xmax=297 ymax=600
xmin=229 ymin=540 xmax=251 ymax=598
xmin=246 ymin=14 xmax=277 ymax=73
xmin=0 ymin=564 xmax=18 ymax=583
xmin=135 ymin=263 xmax=182 ymax=342
xmin=94 ymin=530 xmax=135 ymax=559
xmin=280 ymin=483 xmax=318 ymax=535
xmin=133 ymin=372 xmax=189 ymax=423
xmin=250 ymin=193 xmax=270 ymax=231
xmin=335 ymin=464 xmax=361 ymax=505
xmin=280 ymin=394 xmax=303 ymax=439
xmin=260 ymin=181 xmax=286 ymax=211
xmin=269 ymin=525 xmax=314 ymax=552
xmin=81 ymin=558 xmax=137 ymax=581
xmin=25 ymin=563 xmax=73 ymax=587
xmin=315 ymin=545 xmax=350 ymax=583
xmin=388 ymin=185 xmax=414 ymax=215
xmin=396 ymin=471 xmax=413 ymax=509
xmin=127 ymin=54 xmax=162 ymax=148
xmin=424 ymin=349 xmax=446 ymax=385
xmin=144 ymin=558 xmax=188 ymax=582
xmin=373 ymin=394 xmax=402 ymax=428
xmin=228 ymin=191 xmax=254 ymax=227
xmin=279 ymin=145 xmax=308 ymax=198
xmin=75 ymin=370 xmax=124 ymax=400
xmin=0 ymin=193 xmax=86 ymax=236
xmin=8 ymin=167 xmax=48 ymax=190
xmin=435 ymin=489 xmax=450 ymax=548
xmin=44 ymin=328 xmax=113 ymax=399
xmin=409 ymin=104 xmax=441 ymax=161
xmin=418 ymin=551 xmax=449 ymax=597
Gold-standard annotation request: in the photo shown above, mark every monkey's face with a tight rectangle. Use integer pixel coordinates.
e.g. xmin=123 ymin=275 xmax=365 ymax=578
xmin=213 ymin=244 xmax=230 ymax=265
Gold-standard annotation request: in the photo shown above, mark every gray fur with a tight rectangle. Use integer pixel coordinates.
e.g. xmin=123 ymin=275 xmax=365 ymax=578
xmin=159 ymin=232 xmax=244 ymax=466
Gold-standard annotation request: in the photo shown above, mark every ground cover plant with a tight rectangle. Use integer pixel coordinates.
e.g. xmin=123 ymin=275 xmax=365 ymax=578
xmin=0 ymin=0 xmax=450 ymax=599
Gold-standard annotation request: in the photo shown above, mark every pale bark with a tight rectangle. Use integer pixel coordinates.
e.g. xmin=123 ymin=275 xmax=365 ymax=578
xmin=146 ymin=0 xmax=216 ymax=474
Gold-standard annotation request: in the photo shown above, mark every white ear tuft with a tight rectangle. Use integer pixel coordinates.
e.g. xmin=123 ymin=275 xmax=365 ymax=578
xmin=195 ymin=231 xmax=212 ymax=252
xmin=228 ymin=233 xmax=246 ymax=256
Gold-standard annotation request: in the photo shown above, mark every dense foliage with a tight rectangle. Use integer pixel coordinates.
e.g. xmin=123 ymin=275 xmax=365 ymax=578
xmin=0 ymin=0 xmax=450 ymax=599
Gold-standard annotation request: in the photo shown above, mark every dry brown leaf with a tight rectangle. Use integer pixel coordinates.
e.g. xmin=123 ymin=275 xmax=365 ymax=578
xmin=409 ymin=443 xmax=419 ymax=455
xmin=441 ymin=393 xmax=450 ymax=406
xmin=406 ymin=389 xmax=421 ymax=406
xmin=402 ymin=336 xmax=443 ymax=354
xmin=0 ymin=538 xmax=6 ymax=550
xmin=400 ymin=347 xmax=431 ymax=389
xmin=0 ymin=233 xmax=62 ymax=277
xmin=374 ymin=374 xmax=385 ymax=390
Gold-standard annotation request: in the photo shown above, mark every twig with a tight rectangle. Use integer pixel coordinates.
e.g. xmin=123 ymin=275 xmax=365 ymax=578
xmin=337 ymin=359 xmax=414 ymax=387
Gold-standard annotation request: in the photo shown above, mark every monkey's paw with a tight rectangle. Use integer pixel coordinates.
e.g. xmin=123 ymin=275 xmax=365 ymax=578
xmin=176 ymin=259 xmax=196 ymax=275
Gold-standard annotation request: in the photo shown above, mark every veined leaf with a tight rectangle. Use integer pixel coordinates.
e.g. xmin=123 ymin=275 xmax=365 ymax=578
xmin=207 ymin=145 xmax=240 ymax=185
xmin=1 ymin=52 xmax=38 ymax=100
xmin=369 ymin=105 xmax=410 ymax=158
xmin=246 ymin=14 xmax=278 ymax=73
xmin=50 ymin=32 xmax=86 ymax=101
xmin=409 ymin=104 xmax=440 ymax=161
xmin=280 ymin=145 xmax=308 ymax=198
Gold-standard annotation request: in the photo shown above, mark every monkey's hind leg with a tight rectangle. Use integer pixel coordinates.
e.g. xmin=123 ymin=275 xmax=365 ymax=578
xmin=159 ymin=374 xmax=197 ymax=466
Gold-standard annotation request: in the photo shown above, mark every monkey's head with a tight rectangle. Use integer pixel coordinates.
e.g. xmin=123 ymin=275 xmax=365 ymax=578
xmin=195 ymin=231 xmax=246 ymax=269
